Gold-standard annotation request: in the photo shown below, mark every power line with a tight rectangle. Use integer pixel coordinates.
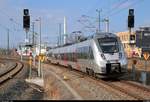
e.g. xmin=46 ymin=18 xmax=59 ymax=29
xmin=102 ymin=0 xmax=143 ymax=18
xmin=101 ymin=0 xmax=129 ymax=18
xmin=0 ymin=9 xmax=22 ymax=28
xmin=77 ymin=16 xmax=96 ymax=34
xmin=74 ymin=0 xmax=102 ymax=34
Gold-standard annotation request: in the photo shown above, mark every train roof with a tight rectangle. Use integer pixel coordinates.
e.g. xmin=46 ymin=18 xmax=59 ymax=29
xmin=93 ymin=32 xmax=117 ymax=38
xmin=50 ymin=32 xmax=117 ymax=49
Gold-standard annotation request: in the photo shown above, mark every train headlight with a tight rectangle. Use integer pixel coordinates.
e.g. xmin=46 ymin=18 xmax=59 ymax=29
xmin=119 ymin=52 xmax=122 ymax=59
xmin=101 ymin=54 xmax=106 ymax=60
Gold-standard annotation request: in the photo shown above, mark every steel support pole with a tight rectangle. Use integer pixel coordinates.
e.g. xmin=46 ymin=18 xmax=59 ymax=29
xmin=59 ymin=23 xmax=61 ymax=45
xmin=29 ymin=57 xmax=32 ymax=79
xmin=32 ymin=22 xmax=35 ymax=45
xmin=21 ymin=45 xmax=23 ymax=61
xmin=37 ymin=17 xmax=42 ymax=77
xmin=7 ymin=29 xmax=9 ymax=55
xmin=96 ymin=9 xmax=102 ymax=33
xmin=132 ymin=64 xmax=136 ymax=80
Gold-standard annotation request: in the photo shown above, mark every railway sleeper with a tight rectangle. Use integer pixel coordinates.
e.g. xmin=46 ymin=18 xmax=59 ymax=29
xmin=86 ymin=68 xmax=93 ymax=76
xmin=89 ymin=69 xmax=94 ymax=76
xmin=68 ymin=64 xmax=73 ymax=71
xmin=9 ymin=75 xmax=13 ymax=79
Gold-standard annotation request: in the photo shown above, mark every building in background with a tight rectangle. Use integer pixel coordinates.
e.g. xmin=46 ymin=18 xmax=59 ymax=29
xmin=136 ymin=27 xmax=150 ymax=55
xmin=116 ymin=31 xmax=139 ymax=58
xmin=117 ymin=26 xmax=150 ymax=58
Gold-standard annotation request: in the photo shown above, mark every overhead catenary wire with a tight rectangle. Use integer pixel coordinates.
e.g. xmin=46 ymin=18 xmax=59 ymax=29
xmin=102 ymin=0 xmax=129 ymax=17
xmin=79 ymin=0 xmax=144 ymax=34
xmin=102 ymin=0 xmax=143 ymax=18
xmin=77 ymin=0 xmax=128 ymax=30
xmin=76 ymin=0 xmax=127 ymax=34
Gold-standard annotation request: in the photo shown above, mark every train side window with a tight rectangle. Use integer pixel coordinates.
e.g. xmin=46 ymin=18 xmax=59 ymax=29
xmin=85 ymin=46 xmax=88 ymax=59
xmin=71 ymin=53 xmax=73 ymax=61
xmin=89 ymin=47 xmax=94 ymax=59
xmin=70 ymin=53 xmax=73 ymax=61
xmin=58 ymin=54 xmax=61 ymax=60
xmin=82 ymin=47 xmax=86 ymax=59
xmin=77 ymin=48 xmax=81 ymax=59
xmin=61 ymin=53 xmax=63 ymax=60
xmin=80 ymin=48 xmax=82 ymax=59
xmin=68 ymin=53 xmax=71 ymax=61
xmin=62 ymin=53 xmax=64 ymax=60
xmin=73 ymin=52 xmax=77 ymax=62
xmin=54 ymin=54 xmax=56 ymax=59
xmin=69 ymin=53 xmax=72 ymax=61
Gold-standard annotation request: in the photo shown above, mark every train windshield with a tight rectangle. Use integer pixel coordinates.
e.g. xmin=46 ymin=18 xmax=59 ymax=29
xmin=98 ymin=37 xmax=119 ymax=53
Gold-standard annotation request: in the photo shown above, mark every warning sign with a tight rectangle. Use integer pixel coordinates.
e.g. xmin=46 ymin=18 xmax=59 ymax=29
xmin=29 ymin=56 xmax=32 ymax=65
xmin=39 ymin=53 xmax=45 ymax=62
xmin=143 ymin=52 xmax=150 ymax=60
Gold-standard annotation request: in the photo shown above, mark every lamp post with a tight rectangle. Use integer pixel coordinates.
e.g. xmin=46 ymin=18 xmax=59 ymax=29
xmin=7 ymin=29 xmax=9 ymax=55
xmin=36 ymin=17 xmax=42 ymax=78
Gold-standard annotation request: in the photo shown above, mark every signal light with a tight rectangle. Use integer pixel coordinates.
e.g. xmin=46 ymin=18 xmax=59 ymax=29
xmin=130 ymin=35 xmax=135 ymax=41
xmin=128 ymin=9 xmax=134 ymax=28
xmin=128 ymin=16 xmax=134 ymax=28
xmin=23 ymin=16 xmax=30 ymax=29
xmin=24 ymin=9 xmax=29 ymax=16
xmin=129 ymin=9 xmax=134 ymax=16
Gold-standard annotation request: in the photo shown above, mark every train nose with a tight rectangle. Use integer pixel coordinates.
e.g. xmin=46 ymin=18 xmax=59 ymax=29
xmin=106 ymin=63 xmax=121 ymax=74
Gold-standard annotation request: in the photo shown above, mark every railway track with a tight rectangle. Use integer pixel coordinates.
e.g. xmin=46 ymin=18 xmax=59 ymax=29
xmin=72 ymin=71 xmax=144 ymax=100
xmin=81 ymin=71 xmax=150 ymax=100
xmin=83 ymin=73 xmax=150 ymax=100
xmin=95 ymin=79 xmax=143 ymax=100
xmin=44 ymin=62 xmax=150 ymax=100
xmin=109 ymin=80 xmax=150 ymax=100
xmin=0 ymin=60 xmax=24 ymax=85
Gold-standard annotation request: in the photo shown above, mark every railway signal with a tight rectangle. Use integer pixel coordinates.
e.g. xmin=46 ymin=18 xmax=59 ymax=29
xmin=23 ymin=9 xmax=30 ymax=30
xmin=24 ymin=9 xmax=29 ymax=16
xmin=128 ymin=9 xmax=136 ymax=80
xmin=130 ymin=34 xmax=136 ymax=44
xmin=130 ymin=35 xmax=135 ymax=40
xmin=23 ymin=16 xmax=30 ymax=29
xmin=23 ymin=9 xmax=30 ymax=43
xmin=128 ymin=9 xmax=134 ymax=28
xmin=128 ymin=9 xmax=135 ymax=45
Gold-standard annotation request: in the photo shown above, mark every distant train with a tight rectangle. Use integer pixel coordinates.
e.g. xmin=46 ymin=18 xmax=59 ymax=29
xmin=17 ymin=45 xmax=32 ymax=56
xmin=17 ymin=44 xmax=47 ymax=57
xmin=47 ymin=32 xmax=128 ymax=78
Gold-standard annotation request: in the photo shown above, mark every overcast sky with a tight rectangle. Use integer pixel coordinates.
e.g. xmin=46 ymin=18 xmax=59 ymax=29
xmin=0 ymin=0 xmax=149 ymax=48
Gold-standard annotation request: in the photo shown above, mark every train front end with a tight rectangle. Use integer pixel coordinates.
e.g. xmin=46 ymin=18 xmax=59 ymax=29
xmin=95 ymin=34 xmax=127 ymax=77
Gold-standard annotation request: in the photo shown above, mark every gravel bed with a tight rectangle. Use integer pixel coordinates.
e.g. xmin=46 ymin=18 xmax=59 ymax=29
xmin=42 ymin=63 xmax=135 ymax=100
xmin=128 ymin=59 xmax=150 ymax=85
xmin=0 ymin=61 xmax=44 ymax=100
xmin=110 ymin=81 xmax=150 ymax=100
xmin=43 ymin=71 xmax=76 ymax=100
